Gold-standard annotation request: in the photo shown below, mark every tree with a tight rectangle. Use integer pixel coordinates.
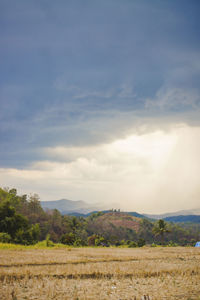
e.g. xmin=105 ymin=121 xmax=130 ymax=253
xmin=88 ymin=234 xmax=98 ymax=246
xmin=0 ymin=201 xmax=40 ymax=245
xmin=60 ymin=232 xmax=76 ymax=245
xmin=137 ymin=238 xmax=145 ymax=247
xmin=152 ymin=219 xmax=170 ymax=245
xmin=0 ymin=201 xmax=28 ymax=238
xmin=0 ymin=232 xmax=11 ymax=243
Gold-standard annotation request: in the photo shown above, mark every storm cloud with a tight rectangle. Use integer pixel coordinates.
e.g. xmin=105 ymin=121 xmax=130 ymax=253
xmin=0 ymin=0 xmax=200 ymax=212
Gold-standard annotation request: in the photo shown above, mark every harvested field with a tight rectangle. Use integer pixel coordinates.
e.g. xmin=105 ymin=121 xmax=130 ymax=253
xmin=0 ymin=247 xmax=200 ymax=299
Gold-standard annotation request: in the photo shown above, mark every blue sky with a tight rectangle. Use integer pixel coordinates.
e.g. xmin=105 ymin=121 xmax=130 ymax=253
xmin=0 ymin=0 xmax=200 ymax=212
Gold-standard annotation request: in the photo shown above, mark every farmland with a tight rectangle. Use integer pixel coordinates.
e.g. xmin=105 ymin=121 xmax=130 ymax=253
xmin=0 ymin=246 xmax=200 ymax=299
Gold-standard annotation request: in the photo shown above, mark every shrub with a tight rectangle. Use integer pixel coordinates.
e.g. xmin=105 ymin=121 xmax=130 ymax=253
xmin=0 ymin=232 xmax=11 ymax=243
xmin=45 ymin=234 xmax=54 ymax=247
xmin=60 ymin=232 xmax=76 ymax=245
xmin=128 ymin=241 xmax=138 ymax=248
xmin=137 ymin=238 xmax=145 ymax=247
xmin=167 ymin=241 xmax=178 ymax=247
xmin=88 ymin=234 xmax=98 ymax=246
xmin=73 ymin=238 xmax=82 ymax=247
xmin=95 ymin=236 xmax=105 ymax=246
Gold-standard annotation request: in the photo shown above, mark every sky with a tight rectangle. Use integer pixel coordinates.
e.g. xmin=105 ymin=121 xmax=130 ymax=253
xmin=0 ymin=0 xmax=200 ymax=213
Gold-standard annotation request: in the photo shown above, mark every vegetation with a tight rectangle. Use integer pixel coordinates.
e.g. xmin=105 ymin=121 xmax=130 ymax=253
xmin=152 ymin=219 xmax=170 ymax=244
xmin=0 ymin=187 xmax=200 ymax=299
xmin=0 ymin=187 xmax=199 ymax=247
xmin=164 ymin=215 xmax=200 ymax=223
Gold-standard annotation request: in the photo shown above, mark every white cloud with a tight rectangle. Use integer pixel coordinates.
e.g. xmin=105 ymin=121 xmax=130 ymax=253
xmin=0 ymin=124 xmax=200 ymax=213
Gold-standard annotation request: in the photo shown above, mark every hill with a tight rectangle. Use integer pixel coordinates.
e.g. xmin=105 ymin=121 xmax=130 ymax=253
xmin=164 ymin=215 xmax=200 ymax=223
xmin=145 ymin=208 xmax=200 ymax=219
xmin=41 ymin=199 xmax=200 ymax=221
xmin=66 ymin=210 xmax=147 ymax=219
xmin=85 ymin=211 xmax=150 ymax=244
xmin=93 ymin=211 xmax=141 ymax=232
xmin=1 ymin=187 xmax=200 ymax=246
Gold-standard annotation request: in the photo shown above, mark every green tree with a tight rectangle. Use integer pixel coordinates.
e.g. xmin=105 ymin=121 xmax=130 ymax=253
xmin=153 ymin=219 xmax=170 ymax=245
xmin=0 ymin=232 xmax=12 ymax=243
xmin=0 ymin=201 xmax=40 ymax=245
xmin=60 ymin=232 xmax=76 ymax=245
xmin=0 ymin=201 xmax=28 ymax=238
xmin=137 ymin=238 xmax=145 ymax=247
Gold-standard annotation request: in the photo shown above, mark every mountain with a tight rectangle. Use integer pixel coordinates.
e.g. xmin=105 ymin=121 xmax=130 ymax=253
xmin=41 ymin=199 xmax=102 ymax=214
xmin=144 ymin=208 xmax=200 ymax=219
xmin=41 ymin=199 xmax=200 ymax=223
xmin=41 ymin=198 xmax=148 ymax=218
xmin=163 ymin=215 xmax=200 ymax=223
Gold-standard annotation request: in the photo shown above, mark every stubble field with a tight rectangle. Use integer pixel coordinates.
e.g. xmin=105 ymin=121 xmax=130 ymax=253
xmin=0 ymin=246 xmax=200 ymax=300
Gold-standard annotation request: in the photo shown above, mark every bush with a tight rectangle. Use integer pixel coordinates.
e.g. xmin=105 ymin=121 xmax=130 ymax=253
xmin=60 ymin=232 xmax=75 ymax=245
xmin=167 ymin=241 xmax=178 ymax=247
xmin=128 ymin=241 xmax=138 ymax=248
xmin=45 ymin=234 xmax=54 ymax=247
xmin=95 ymin=236 xmax=105 ymax=246
xmin=13 ymin=224 xmax=40 ymax=245
xmin=137 ymin=238 xmax=145 ymax=247
xmin=0 ymin=232 xmax=11 ymax=243
xmin=73 ymin=238 xmax=85 ymax=247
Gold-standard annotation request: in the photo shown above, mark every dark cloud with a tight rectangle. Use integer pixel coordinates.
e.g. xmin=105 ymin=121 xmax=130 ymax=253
xmin=0 ymin=0 xmax=200 ymax=167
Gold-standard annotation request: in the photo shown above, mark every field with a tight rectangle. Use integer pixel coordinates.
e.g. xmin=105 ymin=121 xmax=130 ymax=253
xmin=0 ymin=246 xmax=200 ymax=300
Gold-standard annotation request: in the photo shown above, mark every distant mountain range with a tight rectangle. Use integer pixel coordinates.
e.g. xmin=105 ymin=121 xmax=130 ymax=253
xmin=163 ymin=215 xmax=200 ymax=223
xmin=144 ymin=208 xmax=200 ymax=219
xmin=41 ymin=198 xmax=147 ymax=217
xmin=41 ymin=199 xmax=101 ymax=214
xmin=41 ymin=199 xmax=200 ymax=223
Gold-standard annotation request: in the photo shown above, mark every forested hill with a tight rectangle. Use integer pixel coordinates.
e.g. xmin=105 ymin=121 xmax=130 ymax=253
xmin=164 ymin=215 xmax=200 ymax=223
xmin=0 ymin=187 xmax=199 ymax=246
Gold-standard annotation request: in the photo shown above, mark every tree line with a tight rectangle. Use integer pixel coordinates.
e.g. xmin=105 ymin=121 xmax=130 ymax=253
xmin=0 ymin=187 xmax=199 ymax=246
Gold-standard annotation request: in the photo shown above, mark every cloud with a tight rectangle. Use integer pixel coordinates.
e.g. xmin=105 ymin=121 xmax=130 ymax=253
xmin=1 ymin=124 xmax=200 ymax=213
xmin=1 ymin=88 xmax=200 ymax=170
xmin=145 ymin=86 xmax=200 ymax=111
xmin=0 ymin=0 xmax=200 ymax=214
xmin=54 ymin=78 xmax=137 ymax=102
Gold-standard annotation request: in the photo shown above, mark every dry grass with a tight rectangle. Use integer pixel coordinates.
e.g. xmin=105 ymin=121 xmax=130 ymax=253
xmin=0 ymin=247 xmax=200 ymax=299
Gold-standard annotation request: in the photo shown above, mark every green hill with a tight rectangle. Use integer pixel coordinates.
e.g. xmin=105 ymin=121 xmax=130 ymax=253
xmin=1 ymin=187 xmax=200 ymax=246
